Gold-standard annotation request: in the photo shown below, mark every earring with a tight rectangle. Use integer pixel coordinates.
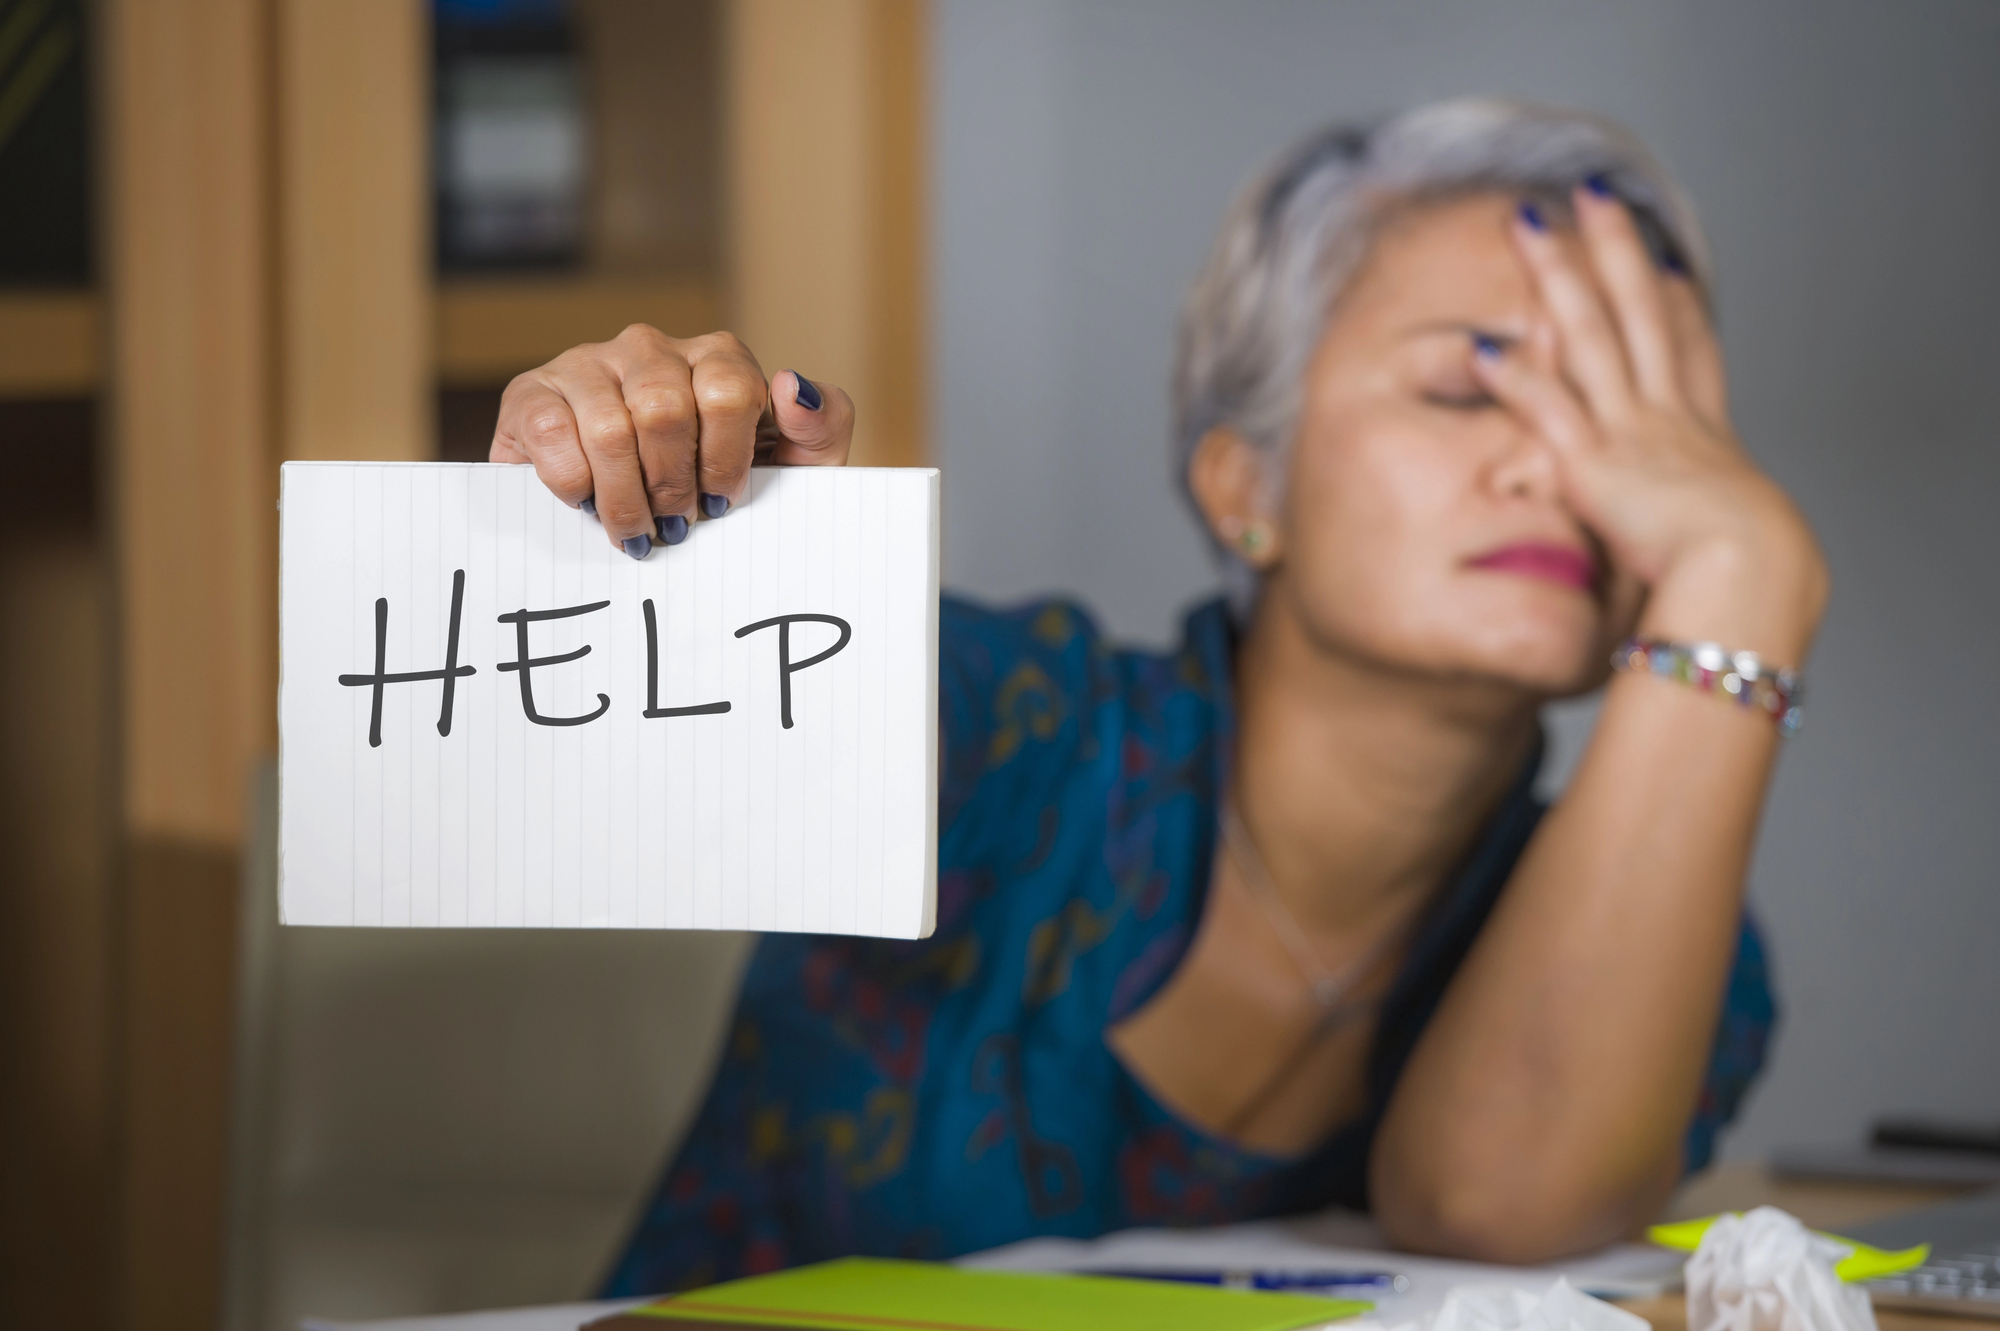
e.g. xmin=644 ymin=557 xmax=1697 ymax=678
xmin=1239 ymin=523 xmax=1271 ymax=556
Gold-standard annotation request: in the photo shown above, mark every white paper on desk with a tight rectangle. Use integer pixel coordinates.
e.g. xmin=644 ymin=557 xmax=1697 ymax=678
xmin=279 ymin=463 xmax=939 ymax=938
xmin=302 ymin=1299 xmax=644 ymax=1331
xmin=963 ymin=1210 xmax=1684 ymax=1323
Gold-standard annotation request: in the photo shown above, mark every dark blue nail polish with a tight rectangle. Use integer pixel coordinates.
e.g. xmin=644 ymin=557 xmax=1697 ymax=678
xmin=1661 ymin=247 xmax=1690 ymax=277
xmin=657 ymin=514 xmax=689 ymax=545
xmin=700 ymin=493 xmax=731 ymax=520
xmin=580 ymin=496 xmax=598 ymax=518
xmin=622 ymin=534 xmax=652 ymax=560
xmin=1473 ymin=333 xmax=1504 ymax=360
xmin=792 ymin=371 xmax=823 ymax=412
xmin=1583 ymin=173 xmax=1616 ymax=199
xmin=1518 ymin=201 xmax=1547 ymax=232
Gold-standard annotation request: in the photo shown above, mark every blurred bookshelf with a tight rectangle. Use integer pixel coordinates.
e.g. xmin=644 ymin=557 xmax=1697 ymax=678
xmin=0 ymin=0 xmax=726 ymax=417
xmin=0 ymin=0 xmax=92 ymax=403
xmin=0 ymin=270 xmax=725 ymax=407
xmin=1 ymin=0 xmax=929 ymax=1324
xmin=432 ymin=0 xmax=724 ymax=457
xmin=0 ymin=0 xmax=935 ymax=468
xmin=435 ymin=271 xmax=721 ymax=458
xmin=0 ymin=2 xmax=109 ymax=1326
xmin=0 ymin=0 xmax=89 ymax=287
xmin=0 ymin=287 xmax=96 ymax=397
xmin=437 ymin=273 xmax=721 ymax=385
xmin=0 ymin=3 xmax=921 ymax=1318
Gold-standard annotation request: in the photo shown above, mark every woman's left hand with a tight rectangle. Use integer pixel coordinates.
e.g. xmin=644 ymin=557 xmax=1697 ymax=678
xmin=1472 ymin=184 xmax=1828 ymax=662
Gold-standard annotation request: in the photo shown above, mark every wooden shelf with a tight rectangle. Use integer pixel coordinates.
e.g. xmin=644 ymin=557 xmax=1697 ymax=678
xmin=0 ymin=277 xmax=724 ymax=399
xmin=0 ymin=290 xmax=99 ymax=398
xmin=436 ymin=272 xmax=722 ymax=386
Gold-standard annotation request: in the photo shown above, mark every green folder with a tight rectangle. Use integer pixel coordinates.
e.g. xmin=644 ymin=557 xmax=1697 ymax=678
xmin=602 ymin=1256 xmax=1371 ymax=1331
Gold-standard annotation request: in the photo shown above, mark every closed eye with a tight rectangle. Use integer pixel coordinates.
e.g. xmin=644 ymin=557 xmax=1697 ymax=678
xmin=1421 ymin=389 xmax=1498 ymax=411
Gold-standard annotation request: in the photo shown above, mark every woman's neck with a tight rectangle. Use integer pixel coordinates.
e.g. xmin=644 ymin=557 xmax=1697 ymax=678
xmin=1230 ymin=587 xmax=1543 ymax=937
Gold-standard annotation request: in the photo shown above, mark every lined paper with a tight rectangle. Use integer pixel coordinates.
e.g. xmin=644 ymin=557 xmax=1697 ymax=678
xmin=279 ymin=463 xmax=939 ymax=938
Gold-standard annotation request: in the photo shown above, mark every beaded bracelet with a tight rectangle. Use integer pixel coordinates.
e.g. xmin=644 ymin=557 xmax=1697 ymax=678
xmin=1611 ymin=636 xmax=1806 ymax=737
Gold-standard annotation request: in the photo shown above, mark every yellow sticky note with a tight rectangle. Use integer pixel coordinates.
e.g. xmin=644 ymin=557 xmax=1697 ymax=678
xmin=1647 ymin=1214 xmax=1929 ymax=1282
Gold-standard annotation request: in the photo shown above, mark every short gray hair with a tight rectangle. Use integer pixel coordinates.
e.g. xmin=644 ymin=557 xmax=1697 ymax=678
xmin=1172 ymin=97 xmax=1712 ymax=615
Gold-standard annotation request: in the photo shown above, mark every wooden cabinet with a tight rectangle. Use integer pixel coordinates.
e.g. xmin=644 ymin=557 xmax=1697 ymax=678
xmin=0 ymin=2 xmax=926 ymax=1327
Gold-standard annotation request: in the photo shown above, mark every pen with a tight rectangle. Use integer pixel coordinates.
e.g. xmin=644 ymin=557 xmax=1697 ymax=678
xmin=1083 ymin=1267 xmax=1410 ymax=1295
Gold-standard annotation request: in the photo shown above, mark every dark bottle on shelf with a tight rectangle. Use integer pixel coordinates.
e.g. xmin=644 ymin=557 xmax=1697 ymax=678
xmin=434 ymin=0 xmax=589 ymax=272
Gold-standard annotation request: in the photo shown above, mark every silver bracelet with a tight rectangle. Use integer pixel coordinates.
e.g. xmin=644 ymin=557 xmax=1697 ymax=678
xmin=1611 ymin=636 xmax=1805 ymax=737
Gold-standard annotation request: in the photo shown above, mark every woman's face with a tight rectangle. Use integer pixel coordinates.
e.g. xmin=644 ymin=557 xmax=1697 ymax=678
xmin=1266 ymin=191 xmax=1642 ymax=696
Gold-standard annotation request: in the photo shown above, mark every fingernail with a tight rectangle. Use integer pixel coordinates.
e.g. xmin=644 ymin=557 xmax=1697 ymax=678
xmin=1473 ymin=333 xmax=1504 ymax=360
xmin=1661 ymin=247 xmax=1690 ymax=277
xmin=700 ymin=493 xmax=731 ymax=520
xmin=1518 ymin=201 xmax=1547 ymax=232
xmin=622 ymin=534 xmax=652 ymax=560
xmin=1582 ymin=173 xmax=1616 ymax=199
xmin=657 ymin=514 xmax=689 ymax=545
xmin=580 ymin=496 xmax=598 ymax=518
xmin=791 ymin=371 xmax=823 ymax=412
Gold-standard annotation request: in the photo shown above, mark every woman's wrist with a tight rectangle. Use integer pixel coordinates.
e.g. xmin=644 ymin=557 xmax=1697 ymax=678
xmin=1637 ymin=515 xmax=1828 ymax=668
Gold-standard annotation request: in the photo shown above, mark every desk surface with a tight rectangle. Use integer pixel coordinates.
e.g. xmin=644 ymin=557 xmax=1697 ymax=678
xmin=1625 ymin=1160 xmax=1984 ymax=1331
xmin=319 ymin=1163 xmax=1987 ymax=1331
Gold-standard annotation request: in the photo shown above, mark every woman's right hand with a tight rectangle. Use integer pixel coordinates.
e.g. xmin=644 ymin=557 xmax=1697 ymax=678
xmin=1473 ymin=189 xmax=1826 ymax=665
xmin=490 ymin=324 xmax=854 ymax=558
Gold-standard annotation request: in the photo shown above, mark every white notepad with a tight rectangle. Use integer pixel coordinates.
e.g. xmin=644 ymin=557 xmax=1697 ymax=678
xmin=278 ymin=463 xmax=939 ymax=938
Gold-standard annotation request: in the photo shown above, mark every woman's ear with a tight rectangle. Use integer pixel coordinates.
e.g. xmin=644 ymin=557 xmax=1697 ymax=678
xmin=1188 ymin=427 xmax=1283 ymax=569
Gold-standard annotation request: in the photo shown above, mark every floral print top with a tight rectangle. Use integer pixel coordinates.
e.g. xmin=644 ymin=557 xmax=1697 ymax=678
xmin=603 ymin=595 xmax=1775 ymax=1294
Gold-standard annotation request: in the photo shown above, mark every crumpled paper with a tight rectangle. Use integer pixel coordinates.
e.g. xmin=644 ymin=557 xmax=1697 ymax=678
xmin=1685 ymin=1206 xmax=1878 ymax=1331
xmin=1349 ymin=1277 xmax=1651 ymax=1331
xmin=1433 ymin=1278 xmax=1652 ymax=1331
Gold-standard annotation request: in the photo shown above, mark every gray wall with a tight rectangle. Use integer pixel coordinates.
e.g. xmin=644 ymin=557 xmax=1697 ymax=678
xmin=931 ymin=0 xmax=2000 ymax=1160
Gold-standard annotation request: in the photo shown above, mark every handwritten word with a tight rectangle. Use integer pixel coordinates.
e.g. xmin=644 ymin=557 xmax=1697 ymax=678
xmin=337 ymin=569 xmax=851 ymax=748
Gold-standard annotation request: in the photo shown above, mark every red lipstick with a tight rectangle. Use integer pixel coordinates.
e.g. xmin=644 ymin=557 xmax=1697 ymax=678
xmin=1467 ymin=542 xmax=1597 ymax=592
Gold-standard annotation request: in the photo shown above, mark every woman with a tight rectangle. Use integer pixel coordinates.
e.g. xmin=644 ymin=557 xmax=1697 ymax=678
xmin=491 ymin=99 xmax=1822 ymax=1290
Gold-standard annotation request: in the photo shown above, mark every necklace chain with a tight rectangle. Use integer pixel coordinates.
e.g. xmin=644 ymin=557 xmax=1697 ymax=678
xmin=1221 ymin=802 xmax=1407 ymax=1029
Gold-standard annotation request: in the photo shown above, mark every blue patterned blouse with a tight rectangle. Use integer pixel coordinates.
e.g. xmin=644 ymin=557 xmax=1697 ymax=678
xmin=603 ymin=595 xmax=1776 ymax=1294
